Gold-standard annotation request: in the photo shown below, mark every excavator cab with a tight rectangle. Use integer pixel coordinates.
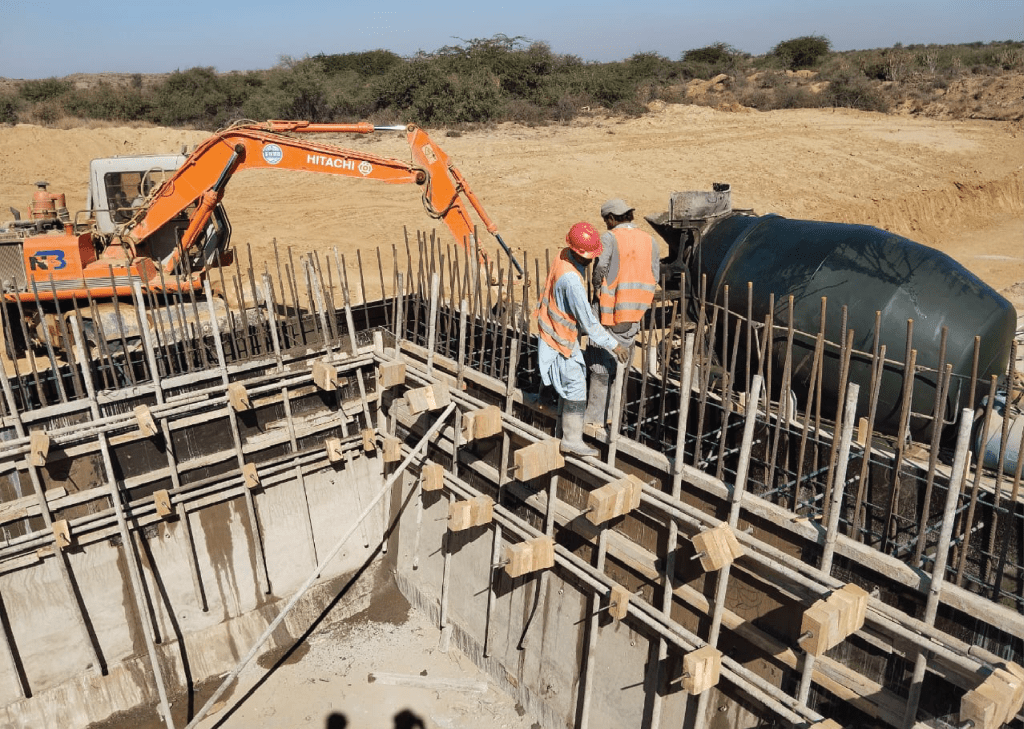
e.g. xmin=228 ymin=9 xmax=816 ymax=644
xmin=87 ymin=154 xmax=232 ymax=270
xmin=88 ymin=154 xmax=186 ymax=235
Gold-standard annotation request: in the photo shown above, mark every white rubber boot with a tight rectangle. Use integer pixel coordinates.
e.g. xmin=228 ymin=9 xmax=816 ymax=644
xmin=559 ymin=399 xmax=599 ymax=458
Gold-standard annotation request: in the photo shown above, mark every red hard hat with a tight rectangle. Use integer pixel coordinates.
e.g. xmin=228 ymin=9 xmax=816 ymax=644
xmin=566 ymin=221 xmax=602 ymax=259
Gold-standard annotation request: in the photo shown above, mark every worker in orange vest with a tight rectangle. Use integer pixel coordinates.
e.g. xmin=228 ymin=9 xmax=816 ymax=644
xmin=586 ymin=199 xmax=660 ymax=432
xmin=533 ymin=222 xmax=630 ymax=457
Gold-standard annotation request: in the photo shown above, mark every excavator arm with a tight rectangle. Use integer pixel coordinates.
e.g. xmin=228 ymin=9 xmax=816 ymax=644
xmin=126 ymin=120 xmax=522 ymax=290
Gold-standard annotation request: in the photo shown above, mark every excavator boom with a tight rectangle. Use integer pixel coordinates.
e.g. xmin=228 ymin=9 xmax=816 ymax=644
xmin=127 ymin=120 xmax=522 ymax=285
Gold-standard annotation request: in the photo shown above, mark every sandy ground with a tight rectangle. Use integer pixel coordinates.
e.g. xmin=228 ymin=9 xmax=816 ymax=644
xmin=0 ymin=106 xmax=1021 ymax=312
xmin=2 ymin=106 xmax=1021 ymax=727
xmin=186 ymin=566 xmax=540 ymax=729
xmin=89 ymin=563 xmax=540 ymax=729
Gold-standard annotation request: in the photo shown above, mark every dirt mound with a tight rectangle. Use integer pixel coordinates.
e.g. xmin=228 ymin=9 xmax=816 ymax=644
xmin=897 ymin=73 xmax=1024 ymax=120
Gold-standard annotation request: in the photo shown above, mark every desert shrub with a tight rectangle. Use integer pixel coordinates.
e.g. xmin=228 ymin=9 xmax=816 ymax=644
xmin=609 ymin=98 xmax=648 ymax=116
xmin=561 ymin=63 xmax=634 ymax=107
xmin=0 ymin=93 xmax=19 ymax=124
xmin=821 ymin=70 xmax=890 ymax=112
xmin=150 ymin=67 xmax=232 ymax=127
xmin=65 ymin=81 xmax=150 ymax=120
xmin=551 ymin=92 xmax=592 ymax=123
xmin=238 ymin=60 xmax=374 ymax=122
xmin=624 ymin=52 xmax=679 ymax=82
xmin=502 ymin=98 xmax=551 ymax=125
xmin=313 ymin=50 xmax=403 ymax=78
xmin=773 ymin=85 xmax=823 ymax=109
xmin=462 ymin=37 xmax=555 ymax=100
xmin=772 ymin=35 xmax=832 ymax=70
xmin=33 ymin=101 xmax=64 ymax=126
xmin=683 ymin=42 xmax=734 ymax=66
xmin=18 ymin=77 xmax=72 ymax=103
xmin=862 ymin=61 xmax=889 ymax=81
xmin=997 ymin=46 xmax=1024 ymax=70
xmin=735 ymin=82 xmax=822 ymax=111
xmin=753 ymin=69 xmax=785 ymax=88
xmin=734 ymin=87 xmax=773 ymax=110
xmin=373 ymin=60 xmax=504 ymax=125
xmin=270 ymin=60 xmax=336 ymax=121
xmin=420 ymin=35 xmax=567 ymax=107
xmin=681 ymin=42 xmax=740 ymax=77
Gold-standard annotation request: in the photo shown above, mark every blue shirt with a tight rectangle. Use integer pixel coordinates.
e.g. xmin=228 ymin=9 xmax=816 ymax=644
xmin=537 ymin=254 xmax=618 ymax=400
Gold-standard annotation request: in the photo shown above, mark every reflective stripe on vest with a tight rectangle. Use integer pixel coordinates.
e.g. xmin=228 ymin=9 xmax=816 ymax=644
xmin=598 ymin=227 xmax=657 ymax=326
xmin=532 ymin=249 xmax=582 ymax=358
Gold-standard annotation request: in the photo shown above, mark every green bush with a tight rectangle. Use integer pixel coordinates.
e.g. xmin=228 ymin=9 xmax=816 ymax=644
xmin=821 ymin=70 xmax=890 ymax=112
xmin=150 ymin=67 xmax=232 ymax=128
xmin=373 ymin=60 xmax=504 ymax=125
xmin=34 ymin=101 xmax=63 ymax=126
xmin=624 ymin=52 xmax=677 ymax=81
xmin=493 ymin=42 xmax=558 ymax=101
xmin=681 ymin=43 xmax=744 ymax=80
xmin=6 ymin=35 xmax=1014 ymax=129
xmin=683 ymin=42 xmax=735 ymax=66
xmin=65 ymin=81 xmax=150 ymax=120
xmin=772 ymin=35 xmax=832 ymax=70
xmin=313 ymin=50 xmax=403 ymax=78
xmin=0 ymin=93 xmax=19 ymax=124
xmin=18 ymin=77 xmax=72 ymax=103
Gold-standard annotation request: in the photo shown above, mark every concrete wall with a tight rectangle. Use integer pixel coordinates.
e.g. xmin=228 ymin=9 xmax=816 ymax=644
xmin=0 ymin=455 xmax=384 ymax=728
xmin=391 ymin=468 xmax=705 ymax=729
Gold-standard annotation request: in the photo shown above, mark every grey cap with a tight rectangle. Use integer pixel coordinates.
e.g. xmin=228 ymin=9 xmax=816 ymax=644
xmin=601 ymin=198 xmax=634 ymax=217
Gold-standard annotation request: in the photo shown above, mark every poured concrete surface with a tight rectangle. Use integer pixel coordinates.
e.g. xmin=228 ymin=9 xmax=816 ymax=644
xmin=88 ymin=563 xmax=540 ymax=729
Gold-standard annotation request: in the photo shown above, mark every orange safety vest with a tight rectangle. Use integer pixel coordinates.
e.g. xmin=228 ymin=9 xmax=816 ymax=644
xmin=597 ymin=227 xmax=657 ymax=326
xmin=533 ymin=249 xmax=583 ymax=358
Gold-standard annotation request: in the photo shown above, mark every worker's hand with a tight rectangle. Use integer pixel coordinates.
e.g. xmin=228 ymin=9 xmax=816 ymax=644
xmin=613 ymin=344 xmax=630 ymax=365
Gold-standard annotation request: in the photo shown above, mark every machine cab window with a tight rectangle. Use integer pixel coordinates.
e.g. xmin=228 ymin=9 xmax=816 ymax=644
xmin=103 ymin=171 xmax=147 ymax=224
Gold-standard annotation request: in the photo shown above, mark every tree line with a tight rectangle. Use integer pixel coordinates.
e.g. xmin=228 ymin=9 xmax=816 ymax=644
xmin=1 ymin=35 xmax=1020 ymax=128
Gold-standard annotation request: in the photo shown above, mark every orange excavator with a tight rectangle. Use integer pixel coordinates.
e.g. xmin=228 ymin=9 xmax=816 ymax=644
xmin=0 ymin=120 xmax=521 ymax=356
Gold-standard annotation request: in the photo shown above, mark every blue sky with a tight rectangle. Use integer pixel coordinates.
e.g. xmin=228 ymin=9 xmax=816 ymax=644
xmin=1 ymin=0 xmax=1020 ymax=79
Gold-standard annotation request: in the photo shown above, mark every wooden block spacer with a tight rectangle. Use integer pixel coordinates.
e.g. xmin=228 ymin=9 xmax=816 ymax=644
xmin=504 ymin=535 xmax=556 ymax=578
xmin=325 ymin=437 xmax=345 ymax=464
xmin=608 ymin=583 xmax=631 ymax=621
xmin=960 ymin=662 xmax=1024 ymax=729
xmin=242 ymin=463 xmax=260 ymax=489
xmin=681 ymin=645 xmax=722 ymax=695
xmin=799 ymin=599 xmax=841 ymax=656
xmin=420 ymin=462 xmax=445 ymax=492
xmin=406 ymin=382 xmax=451 ymax=415
xmin=154 ymin=489 xmax=173 ymax=517
xmin=134 ymin=405 xmax=159 ymax=438
xmin=382 ymin=437 xmax=402 ymax=463
xmin=690 ymin=523 xmax=744 ymax=572
xmin=461 ymin=405 xmax=503 ymax=442
xmin=513 ymin=438 xmax=564 ymax=481
xmin=52 ymin=519 xmax=71 ymax=550
xmin=586 ymin=475 xmax=643 ymax=525
xmin=378 ymin=361 xmax=406 ymax=388
xmin=312 ymin=359 xmax=339 ymax=391
xmin=448 ymin=495 xmax=494 ymax=532
xmin=28 ymin=430 xmax=50 ymax=467
xmin=227 ymin=382 xmax=251 ymax=412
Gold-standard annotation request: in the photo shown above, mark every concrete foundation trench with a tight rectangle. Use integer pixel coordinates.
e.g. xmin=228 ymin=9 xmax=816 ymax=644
xmin=0 ymin=237 xmax=1020 ymax=729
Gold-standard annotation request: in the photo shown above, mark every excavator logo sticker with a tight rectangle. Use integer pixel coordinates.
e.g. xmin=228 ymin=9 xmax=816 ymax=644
xmin=30 ymin=250 xmax=67 ymax=271
xmin=358 ymin=161 xmax=373 ymax=176
xmin=262 ymin=144 xmax=284 ymax=165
